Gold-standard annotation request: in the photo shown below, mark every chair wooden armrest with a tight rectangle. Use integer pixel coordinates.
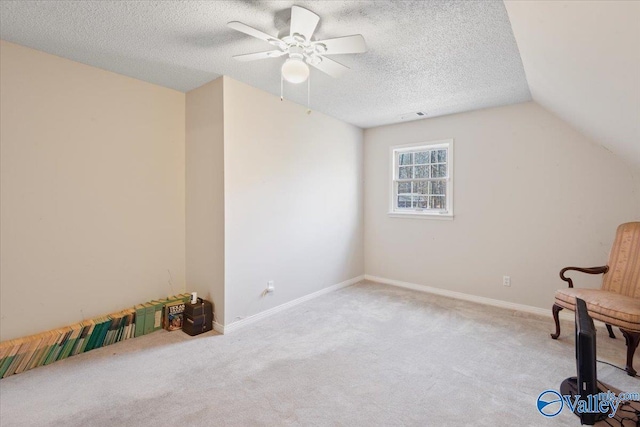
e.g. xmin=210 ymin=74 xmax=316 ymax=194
xmin=559 ymin=266 xmax=609 ymax=288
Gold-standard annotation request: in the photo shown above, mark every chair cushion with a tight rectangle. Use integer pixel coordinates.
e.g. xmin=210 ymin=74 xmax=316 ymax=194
xmin=555 ymin=288 xmax=640 ymax=332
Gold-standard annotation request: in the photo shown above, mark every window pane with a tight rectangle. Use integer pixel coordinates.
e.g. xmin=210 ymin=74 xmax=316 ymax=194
xmin=437 ymin=149 xmax=447 ymax=163
xmin=392 ymin=142 xmax=452 ymax=215
xmin=414 ymin=151 xmax=429 ymax=164
xmin=399 ymin=166 xmax=412 ymax=179
xmin=414 ymin=165 xmax=429 ymax=179
xmin=431 ymin=164 xmax=447 ymax=178
xmin=397 ymin=195 xmax=411 ymax=208
xmin=430 ymin=180 xmax=446 ymax=195
xmin=413 ymin=196 xmax=428 ymax=209
xmin=430 ymin=195 xmax=446 ymax=209
xmin=399 ymin=152 xmax=413 ymax=165
xmin=413 ymin=181 xmax=429 ymax=194
xmin=398 ymin=182 xmax=411 ymax=194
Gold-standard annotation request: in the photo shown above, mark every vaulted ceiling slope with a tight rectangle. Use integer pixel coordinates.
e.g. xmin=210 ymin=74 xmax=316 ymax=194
xmin=505 ymin=1 xmax=640 ymax=169
xmin=0 ymin=1 xmax=530 ymax=128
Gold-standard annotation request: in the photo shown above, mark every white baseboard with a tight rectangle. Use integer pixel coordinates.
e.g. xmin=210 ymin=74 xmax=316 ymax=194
xmin=213 ymin=321 xmax=224 ymax=334
xmin=363 ymin=274 xmax=576 ymax=322
xmin=215 ymin=274 xmax=581 ymax=335
xmin=221 ymin=275 xmax=365 ymax=334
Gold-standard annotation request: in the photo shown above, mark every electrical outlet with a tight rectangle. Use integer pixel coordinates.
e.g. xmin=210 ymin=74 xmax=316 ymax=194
xmin=503 ymin=276 xmax=511 ymax=287
xmin=266 ymin=280 xmax=275 ymax=293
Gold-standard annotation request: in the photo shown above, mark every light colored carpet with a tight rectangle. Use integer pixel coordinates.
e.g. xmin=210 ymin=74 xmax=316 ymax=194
xmin=0 ymin=281 xmax=637 ymax=426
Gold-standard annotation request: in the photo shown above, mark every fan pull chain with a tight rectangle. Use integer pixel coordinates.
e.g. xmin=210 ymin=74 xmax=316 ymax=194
xmin=306 ymin=73 xmax=311 ymax=115
xmin=280 ymin=73 xmax=284 ymax=101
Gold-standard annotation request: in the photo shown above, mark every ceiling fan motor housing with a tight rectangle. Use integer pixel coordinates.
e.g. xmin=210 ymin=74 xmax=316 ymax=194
xmin=283 ymin=38 xmax=324 ymax=65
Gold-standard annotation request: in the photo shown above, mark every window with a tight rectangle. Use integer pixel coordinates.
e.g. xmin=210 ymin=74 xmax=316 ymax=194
xmin=390 ymin=140 xmax=453 ymax=218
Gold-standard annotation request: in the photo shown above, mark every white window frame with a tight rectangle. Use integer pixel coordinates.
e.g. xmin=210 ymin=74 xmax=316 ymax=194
xmin=389 ymin=139 xmax=454 ymax=220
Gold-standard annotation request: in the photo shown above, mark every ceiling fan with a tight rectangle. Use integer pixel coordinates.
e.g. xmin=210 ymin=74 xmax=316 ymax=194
xmin=228 ymin=5 xmax=367 ymax=84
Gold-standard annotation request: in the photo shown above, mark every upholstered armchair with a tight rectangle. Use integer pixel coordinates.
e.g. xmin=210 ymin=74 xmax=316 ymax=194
xmin=551 ymin=222 xmax=640 ymax=376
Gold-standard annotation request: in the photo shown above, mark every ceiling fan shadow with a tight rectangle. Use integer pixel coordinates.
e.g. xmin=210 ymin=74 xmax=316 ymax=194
xmin=176 ymin=30 xmax=245 ymax=50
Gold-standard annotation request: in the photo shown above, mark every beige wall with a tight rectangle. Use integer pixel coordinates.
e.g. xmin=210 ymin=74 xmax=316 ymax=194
xmin=185 ymin=78 xmax=225 ymax=325
xmin=364 ymin=102 xmax=640 ymax=310
xmin=0 ymin=41 xmax=186 ymax=340
xmin=222 ymin=78 xmax=364 ymax=326
xmin=4 ymin=40 xmax=638 ymax=340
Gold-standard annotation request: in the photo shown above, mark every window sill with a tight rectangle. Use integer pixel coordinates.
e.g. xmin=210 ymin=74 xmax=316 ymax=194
xmin=388 ymin=212 xmax=454 ymax=220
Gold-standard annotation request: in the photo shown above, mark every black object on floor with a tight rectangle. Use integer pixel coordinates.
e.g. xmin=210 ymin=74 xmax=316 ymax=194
xmin=183 ymin=298 xmax=213 ymax=336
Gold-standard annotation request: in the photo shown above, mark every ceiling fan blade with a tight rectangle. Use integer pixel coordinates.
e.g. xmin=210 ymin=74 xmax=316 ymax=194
xmin=290 ymin=6 xmax=320 ymax=41
xmin=309 ymin=57 xmax=350 ymax=78
xmin=315 ymin=35 xmax=367 ymax=55
xmin=228 ymin=21 xmax=279 ymax=44
xmin=232 ymin=50 xmax=286 ymax=62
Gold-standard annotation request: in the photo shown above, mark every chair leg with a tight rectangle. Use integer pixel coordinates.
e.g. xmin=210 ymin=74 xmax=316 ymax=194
xmin=605 ymin=324 xmax=616 ymax=339
xmin=619 ymin=329 xmax=640 ymax=377
xmin=551 ymin=304 xmax=563 ymax=339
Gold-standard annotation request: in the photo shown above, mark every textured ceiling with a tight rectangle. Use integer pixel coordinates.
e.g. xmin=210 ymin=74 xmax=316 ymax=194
xmin=505 ymin=1 xmax=640 ymax=168
xmin=0 ymin=1 xmax=531 ymax=128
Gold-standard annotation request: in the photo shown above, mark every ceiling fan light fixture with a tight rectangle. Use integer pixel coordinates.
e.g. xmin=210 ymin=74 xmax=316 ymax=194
xmin=292 ymin=33 xmax=306 ymax=44
xmin=306 ymin=56 xmax=322 ymax=66
xmin=314 ymin=43 xmax=327 ymax=54
xmin=281 ymin=57 xmax=310 ymax=84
